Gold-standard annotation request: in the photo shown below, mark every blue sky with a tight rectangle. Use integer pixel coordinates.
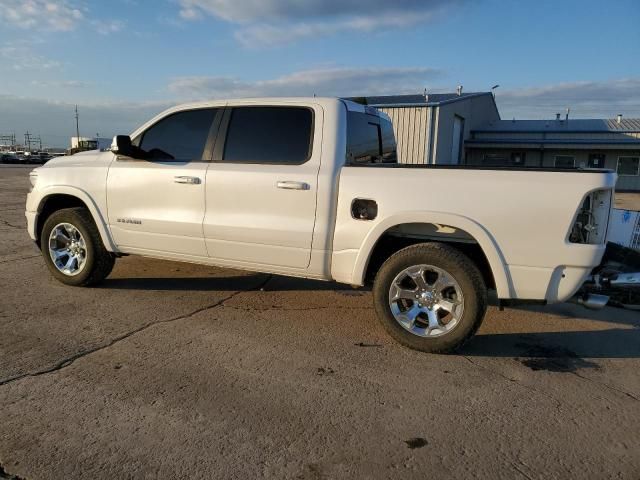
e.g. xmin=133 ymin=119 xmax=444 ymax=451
xmin=0 ymin=0 xmax=639 ymax=147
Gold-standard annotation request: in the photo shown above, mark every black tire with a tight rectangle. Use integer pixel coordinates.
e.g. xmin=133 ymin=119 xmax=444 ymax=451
xmin=373 ymin=243 xmax=487 ymax=353
xmin=40 ymin=207 xmax=115 ymax=287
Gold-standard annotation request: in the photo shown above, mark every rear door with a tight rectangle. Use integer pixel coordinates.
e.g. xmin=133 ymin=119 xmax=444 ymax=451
xmin=107 ymin=108 xmax=220 ymax=256
xmin=203 ymin=104 xmax=321 ymax=269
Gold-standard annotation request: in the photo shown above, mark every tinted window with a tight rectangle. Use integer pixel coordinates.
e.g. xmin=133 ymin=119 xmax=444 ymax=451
xmin=380 ymin=117 xmax=397 ymax=162
xmin=139 ymin=108 xmax=217 ymax=161
xmin=618 ymin=156 xmax=639 ymax=175
xmin=347 ymin=111 xmax=397 ymax=164
xmin=555 ymin=156 xmax=575 ymax=169
xmin=223 ymin=107 xmax=313 ymax=164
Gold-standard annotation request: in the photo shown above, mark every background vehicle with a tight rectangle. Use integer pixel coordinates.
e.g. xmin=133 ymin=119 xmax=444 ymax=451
xmin=25 ymin=98 xmax=617 ymax=352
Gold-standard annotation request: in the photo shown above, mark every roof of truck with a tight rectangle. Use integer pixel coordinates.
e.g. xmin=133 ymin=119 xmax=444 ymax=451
xmin=130 ymin=97 xmax=391 ymax=137
xmin=167 ymin=97 xmax=388 ymax=116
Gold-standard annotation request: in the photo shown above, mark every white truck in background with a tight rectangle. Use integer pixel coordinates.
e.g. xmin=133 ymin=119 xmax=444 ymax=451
xmin=26 ymin=97 xmax=618 ymax=352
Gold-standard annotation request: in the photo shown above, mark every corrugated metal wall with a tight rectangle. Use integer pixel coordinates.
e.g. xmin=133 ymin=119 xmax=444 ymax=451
xmin=378 ymin=107 xmax=430 ymax=164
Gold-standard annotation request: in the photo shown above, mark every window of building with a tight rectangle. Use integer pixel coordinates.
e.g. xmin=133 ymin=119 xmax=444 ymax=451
xmin=510 ymin=152 xmax=526 ymax=166
xmin=554 ymin=155 xmax=575 ymax=168
xmin=617 ymin=156 xmax=640 ymax=176
xmin=588 ymin=154 xmax=605 ymax=168
xmin=346 ymin=111 xmax=397 ymax=164
xmin=482 ymin=153 xmax=509 ymax=166
xmin=139 ymin=108 xmax=217 ymax=161
xmin=223 ymin=107 xmax=313 ymax=164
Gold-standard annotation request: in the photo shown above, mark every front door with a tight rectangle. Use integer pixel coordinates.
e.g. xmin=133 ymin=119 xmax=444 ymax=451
xmin=107 ymin=108 xmax=219 ymax=257
xmin=203 ymin=104 xmax=321 ymax=270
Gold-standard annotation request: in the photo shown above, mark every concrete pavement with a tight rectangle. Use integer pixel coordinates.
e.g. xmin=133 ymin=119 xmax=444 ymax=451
xmin=1 ymin=166 xmax=638 ymax=479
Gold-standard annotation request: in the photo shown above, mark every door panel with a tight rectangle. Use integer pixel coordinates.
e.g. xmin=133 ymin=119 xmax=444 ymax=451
xmin=106 ymin=107 xmax=219 ymax=256
xmin=107 ymin=160 xmax=209 ymax=256
xmin=203 ymin=104 xmax=322 ymax=269
xmin=204 ymin=163 xmax=318 ymax=267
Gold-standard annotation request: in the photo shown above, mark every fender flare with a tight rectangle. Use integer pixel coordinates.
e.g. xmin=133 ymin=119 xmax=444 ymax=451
xmin=35 ymin=185 xmax=117 ymax=252
xmin=352 ymin=211 xmax=514 ymax=299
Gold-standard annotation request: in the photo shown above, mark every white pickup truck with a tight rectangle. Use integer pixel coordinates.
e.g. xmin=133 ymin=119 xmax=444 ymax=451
xmin=26 ymin=97 xmax=617 ymax=352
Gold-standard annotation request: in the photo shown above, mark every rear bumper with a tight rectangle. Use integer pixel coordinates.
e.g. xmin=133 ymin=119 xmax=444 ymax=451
xmin=507 ymin=264 xmax=595 ymax=304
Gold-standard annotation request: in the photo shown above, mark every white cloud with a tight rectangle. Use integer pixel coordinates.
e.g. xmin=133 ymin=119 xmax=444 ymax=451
xmin=168 ymin=66 xmax=441 ymax=99
xmin=177 ymin=0 xmax=462 ymax=46
xmin=30 ymin=79 xmax=91 ymax=88
xmin=91 ymin=19 xmax=125 ymax=35
xmin=177 ymin=0 xmax=455 ymax=22
xmin=0 ymin=95 xmax=170 ymax=148
xmin=235 ymin=11 xmax=436 ymax=47
xmin=0 ymin=1 xmax=124 ymax=35
xmin=498 ymin=78 xmax=640 ymax=119
xmin=0 ymin=41 xmax=62 ymax=70
xmin=0 ymin=0 xmax=85 ymax=31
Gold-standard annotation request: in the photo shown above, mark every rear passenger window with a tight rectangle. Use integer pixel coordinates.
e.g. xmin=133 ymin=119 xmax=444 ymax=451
xmin=223 ymin=107 xmax=313 ymax=164
xmin=347 ymin=111 xmax=397 ymax=164
xmin=139 ymin=108 xmax=217 ymax=161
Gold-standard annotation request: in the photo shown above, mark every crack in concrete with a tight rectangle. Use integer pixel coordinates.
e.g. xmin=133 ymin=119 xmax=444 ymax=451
xmin=462 ymin=356 xmax=564 ymax=411
xmin=224 ymin=305 xmax=372 ymax=312
xmin=0 ymin=255 xmax=40 ymax=265
xmin=511 ymin=461 xmax=534 ymax=480
xmin=0 ymin=275 xmax=273 ymax=388
xmin=0 ymin=219 xmax=21 ymax=229
xmin=569 ymin=370 xmax=639 ymax=402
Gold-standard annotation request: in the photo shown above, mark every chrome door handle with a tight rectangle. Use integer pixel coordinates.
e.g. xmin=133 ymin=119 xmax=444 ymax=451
xmin=174 ymin=176 xmax=201 ymax=185
xmin=276 ymin=181 xmax=309 ymax=190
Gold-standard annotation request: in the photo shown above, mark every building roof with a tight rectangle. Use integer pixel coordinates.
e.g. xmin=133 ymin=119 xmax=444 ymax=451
xmin=348 ymin=92 xmax=494 ymax=107
xmin=465 ymin=139 xmax=640 ymax=150
xmin=474 ymin=118 xmax=640 ymax=133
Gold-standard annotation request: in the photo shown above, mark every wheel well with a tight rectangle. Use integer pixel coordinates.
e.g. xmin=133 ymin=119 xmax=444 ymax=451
xmin=36 ymin=194 xmax=89 ymax=243
xmin=364 ymin=223 xmax=496 ymax=290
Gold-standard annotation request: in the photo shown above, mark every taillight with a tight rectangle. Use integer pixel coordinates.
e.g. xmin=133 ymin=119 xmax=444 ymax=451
xmin=569 ymin=189 xmax=612 ymax=244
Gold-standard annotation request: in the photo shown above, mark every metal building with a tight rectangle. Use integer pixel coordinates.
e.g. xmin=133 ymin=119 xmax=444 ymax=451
xmin=353 ymin=92 xmax=500 ymax=164
xmin=466 ymin=117 xmax=640 ymax=191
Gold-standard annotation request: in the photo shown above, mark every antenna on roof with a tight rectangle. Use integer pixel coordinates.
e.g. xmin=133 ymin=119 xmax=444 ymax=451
xmin=566 ymin=108 xmax=570 ymax=122
xmin=491 ymin=84 xmax=499 ymax=98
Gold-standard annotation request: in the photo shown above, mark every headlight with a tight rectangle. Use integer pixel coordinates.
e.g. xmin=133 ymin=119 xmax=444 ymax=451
xmin=29 ymin=169 xmax=39 ymax=191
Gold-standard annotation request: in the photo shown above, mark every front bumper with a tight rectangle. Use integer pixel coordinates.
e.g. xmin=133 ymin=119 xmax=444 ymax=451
xmin=25 ymin=210 xmax=37 ymax=241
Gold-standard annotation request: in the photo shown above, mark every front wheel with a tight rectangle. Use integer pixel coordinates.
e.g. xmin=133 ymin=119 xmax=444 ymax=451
xmin=373 ymin=243 xmax=487 ymax=353
xmin=40 ymin=207 xmax=115 ymax=287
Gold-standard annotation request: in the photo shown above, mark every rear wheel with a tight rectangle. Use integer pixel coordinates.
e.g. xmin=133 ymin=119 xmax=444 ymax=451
xmin=40 ymin=207 xmax=115 ymax=286
xmin=373 ymin=243 xmax=487 ymax=353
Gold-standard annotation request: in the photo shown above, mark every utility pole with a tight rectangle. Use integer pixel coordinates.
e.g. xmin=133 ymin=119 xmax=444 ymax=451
xmin=24 ymin=131 xmax=31 ymax=151
xmin=75 ymin=105 xmax=80 ymax=143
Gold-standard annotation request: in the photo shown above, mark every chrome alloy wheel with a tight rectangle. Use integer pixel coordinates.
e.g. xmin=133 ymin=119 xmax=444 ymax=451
xmin=48 ymin=223 xmax=88 ymax=276
xmin=388 ymin=264 xmax=464 ymax=338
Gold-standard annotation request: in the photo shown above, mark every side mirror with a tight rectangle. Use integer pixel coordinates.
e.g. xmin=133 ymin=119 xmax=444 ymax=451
xmin=111 ymin=135 xmax=133 ymax=157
